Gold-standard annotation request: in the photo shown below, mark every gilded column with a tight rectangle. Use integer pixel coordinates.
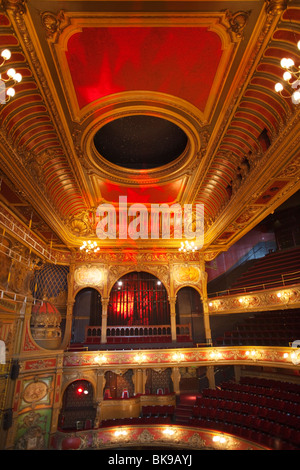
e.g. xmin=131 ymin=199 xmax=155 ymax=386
xmin=171 ymin=367 xmax=181 ymax=395
xmin=133 ymin=368 xmax=144 ymax=395
xmin=206 ymin=365 xmax=216 ymax=390
xmin=200 ymin=261 xmax=212 ymax=345
xmin=234 ymin=365 xmax=241 ymax=383
xmin=169 ymin=297 xmax=177 ymax=342
xmin=94 ymin=370 xmax=106 ymax=426
xmin=61 ymin=263 xmax=75 ymax=349
xmin=101 ymin=298 xmax=109 ymax=344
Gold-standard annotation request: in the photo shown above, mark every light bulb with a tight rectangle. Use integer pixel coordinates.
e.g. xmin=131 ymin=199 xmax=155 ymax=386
xmin=6 ymin=88 xmax=15 ymax=97
xmin=298 ymin=40 xmax=300 ymax=51
xmin=292 ymin=90 xmax=300 ymax=105
xmin=14 ymin=73 xmax=22 ymax=83
xmin=7 ymin=68 xmax=16 ymax=78
xmin=283 ymin=71 xmax=292 ymax=81
xmin=286 ymin=58 xmax=295 ymax=69
xmin=275 ymin=82 xmax=283 ymax=92
xmin=1 ymin=49 xmax=11 ymax=61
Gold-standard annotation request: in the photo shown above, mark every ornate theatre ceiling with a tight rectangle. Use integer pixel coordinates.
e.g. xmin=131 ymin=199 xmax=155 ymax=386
xmin=0 ymin=0 xmax=299 ymax=262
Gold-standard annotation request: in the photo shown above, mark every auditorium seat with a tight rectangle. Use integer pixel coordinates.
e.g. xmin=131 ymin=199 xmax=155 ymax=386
xmin=214 ymin=308 xmax=300 ymax=347
xmin=181 ymin=378 xmax=300 ymax=449
xmin=228 ymin=247 xmax=300 ymax=292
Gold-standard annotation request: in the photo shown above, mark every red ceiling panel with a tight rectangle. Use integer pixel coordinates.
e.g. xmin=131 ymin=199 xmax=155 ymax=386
xmin=65 ymin=26 xmax=223 ymax=111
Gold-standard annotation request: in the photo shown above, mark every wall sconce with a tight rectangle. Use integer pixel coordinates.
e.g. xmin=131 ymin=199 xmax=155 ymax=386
xmin=212 ymin=434 xmax=226 ymax=444
xmin=162 ymin=427 xmax=176 ymax=436
xmin=94 ymin=354 xmax=107 ymax=365
xmin=114 ymin=430 xmax=127 ymax=437
xmin=172 ymin=353 xmax=185 ymax=362
xmin=210 ymin=350 xmax=222 ymax=360
xmin=276 ymin=290 xmax=290 ymax=303
xmin=245 ymin=349 xmax=261 ymax=361
xmin=238 ymin=296 xmax=250 ymax=307
xmin=134 ymin=353 xmax=147 ymax=364
xmin=290 ymin=351 xmax=300 ymax=365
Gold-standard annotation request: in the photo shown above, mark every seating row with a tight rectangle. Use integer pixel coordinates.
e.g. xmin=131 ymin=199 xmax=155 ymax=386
xmin=100 ymin=416 xmax=172 ymax=427
xmin=188 ymin=417 xmax=299 ymax=449
xmin=219 ymin=381 xmax=300 ymax=403
xmin=199 ymin=389 xmax=300 ymax=414
xmin=141 ymin=405 xmax=175 ymax=417
xmin=240 ymin=376 xmax=300 ymax=394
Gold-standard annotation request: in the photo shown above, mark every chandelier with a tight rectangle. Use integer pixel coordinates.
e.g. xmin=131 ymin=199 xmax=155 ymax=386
xmin=79 ymin=240 xmax=100 ymax=253
xmin=178 ymin=240 xmax=198 ymax=253
xmin=0 ymin=49 xmax=22 ymax=103
xmin=275 ymin=40 xmax=300 ymax=105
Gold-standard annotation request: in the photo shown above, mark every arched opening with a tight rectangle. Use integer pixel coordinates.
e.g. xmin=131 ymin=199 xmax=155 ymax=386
xmin=108 ymin=272 xmax=170 ymax=326
xmin=72 ymin=288 xmax=102 ymax=344
xmin=176 ymin=286 xmax=203 ymax=343
xmin=104 ymin=370 xmax=134 ymax=399
xmin=58 ymin=380 xmax=96 ymax=430
xmin=145 ymin=368 xmax=173 ymax=395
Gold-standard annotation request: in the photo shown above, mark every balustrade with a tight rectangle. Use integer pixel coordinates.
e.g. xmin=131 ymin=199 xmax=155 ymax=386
xmin=85 ymin=323 xmax=191 ymax=343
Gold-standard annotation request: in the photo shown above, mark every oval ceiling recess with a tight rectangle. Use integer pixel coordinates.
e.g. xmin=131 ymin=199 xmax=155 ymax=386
xmin=93 ymin=115 xmax=188 ymax=170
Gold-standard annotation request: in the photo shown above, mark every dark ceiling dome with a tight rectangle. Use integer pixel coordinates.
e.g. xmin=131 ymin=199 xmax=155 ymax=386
xmin=93 ymin=115 xmax=188 ymax=170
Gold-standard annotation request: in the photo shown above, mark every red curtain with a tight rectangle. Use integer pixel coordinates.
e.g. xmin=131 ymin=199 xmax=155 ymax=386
xmin=108 ymin=272 xmax=170 ymax=326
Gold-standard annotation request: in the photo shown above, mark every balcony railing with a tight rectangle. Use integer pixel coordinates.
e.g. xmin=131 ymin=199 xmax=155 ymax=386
xmin=208 ymin=270 xmax=300 ymax=298
xmin=85 ymin=324 xmax=192 ymax=343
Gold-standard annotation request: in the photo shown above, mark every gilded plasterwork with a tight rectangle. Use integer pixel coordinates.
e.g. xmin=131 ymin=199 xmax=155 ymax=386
xmin=173 ymin=265 xmax=201 ymax=285
xmin=74 ymin=265 xmax=105 ymax=288
xmin=23 ymin=381 xmax=48 ymax=404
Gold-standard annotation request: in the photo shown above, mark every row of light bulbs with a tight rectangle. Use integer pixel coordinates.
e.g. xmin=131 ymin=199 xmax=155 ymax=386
xmin=0 ymin=49 xmax=22 ymax=102
xmin=275 ymin=40 xmax=300 ymax=105
xmin=113 ymin=427 xmax=226 ymax=444
xmin=94 ymin=347 xmax=298 ymax=365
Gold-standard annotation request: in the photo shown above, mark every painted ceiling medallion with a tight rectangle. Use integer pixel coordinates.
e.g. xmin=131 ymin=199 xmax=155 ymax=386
xmin=93 ymin=115 xmax=188 ymax=170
